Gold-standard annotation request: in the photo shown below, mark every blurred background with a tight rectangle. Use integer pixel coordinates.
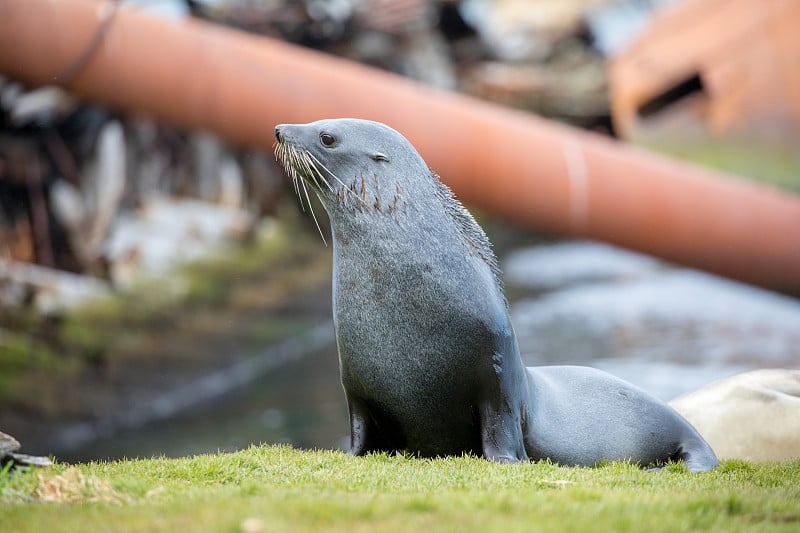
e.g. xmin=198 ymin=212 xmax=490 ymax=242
xmin=0 ymin=0 xmax=798 ymax=463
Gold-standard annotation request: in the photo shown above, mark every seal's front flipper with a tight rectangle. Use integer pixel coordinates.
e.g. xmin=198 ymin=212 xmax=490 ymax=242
xmin=479 ymin=402 xmax=528 ymax=463
xmin=347 ymin=395 xmax=395 ymax=456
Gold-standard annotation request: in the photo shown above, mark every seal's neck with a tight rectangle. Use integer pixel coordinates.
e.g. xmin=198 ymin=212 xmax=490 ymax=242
xmin=431 ymin=178 xmax=503 ymax=290
xmin=327 ymin=173 xmax=505 ymax=304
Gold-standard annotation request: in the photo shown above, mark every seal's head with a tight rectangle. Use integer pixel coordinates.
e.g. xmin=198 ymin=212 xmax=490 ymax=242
xmin=275 ymin=118 xmax=502 ymax=285
xmin=274 ymin=119 xmax=433 ymax=217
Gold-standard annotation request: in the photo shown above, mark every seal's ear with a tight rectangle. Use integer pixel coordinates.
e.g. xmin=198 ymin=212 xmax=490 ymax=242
xmin=371 ymin=152 xmax=390 ymax=162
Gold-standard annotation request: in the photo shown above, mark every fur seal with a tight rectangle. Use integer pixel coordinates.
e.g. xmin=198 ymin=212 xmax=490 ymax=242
xmin=671 ymin=369 xmax=800 ymax=461
xmin=274 ymin=118 xmax=718 ymax=472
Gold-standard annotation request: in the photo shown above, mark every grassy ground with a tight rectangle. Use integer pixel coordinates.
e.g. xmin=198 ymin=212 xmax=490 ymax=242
xmin=2 ymin=446 xmax=799 ymax=532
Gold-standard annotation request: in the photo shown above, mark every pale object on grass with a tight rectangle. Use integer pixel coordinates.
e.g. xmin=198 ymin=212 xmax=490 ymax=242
xmin=670 ymin=369 xmax=800 ymax=461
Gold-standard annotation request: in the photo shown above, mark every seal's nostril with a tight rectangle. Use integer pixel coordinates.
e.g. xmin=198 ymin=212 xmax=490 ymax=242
xmin=275 ymin=126 xmax=282 ymax=143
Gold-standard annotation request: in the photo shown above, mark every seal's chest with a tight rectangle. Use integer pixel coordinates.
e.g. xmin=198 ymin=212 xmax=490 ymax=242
xmin=338 ymin=331 xmax=467 ymax=384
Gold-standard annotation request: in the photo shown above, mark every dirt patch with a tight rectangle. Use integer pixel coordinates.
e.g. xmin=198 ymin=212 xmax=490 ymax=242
xmin=36 ymin=467 xmax=127 ymax=504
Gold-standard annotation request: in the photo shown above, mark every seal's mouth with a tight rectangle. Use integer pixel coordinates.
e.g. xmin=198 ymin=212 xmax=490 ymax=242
xmin=274 ymin=139 xmax=335 ymax=243
xmin=274 ymin=140 xmax=329 ymax=195
xmin=274 ymin=138 xmax=371 ymax=219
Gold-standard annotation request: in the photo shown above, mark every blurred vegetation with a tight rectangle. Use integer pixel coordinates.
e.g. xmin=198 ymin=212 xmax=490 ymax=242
xmin=2 ymin=446 xmax=799 ymax=532
xmin=638 ymin=134 xmax=800 ymax=193
xmin=0 ymin=208 xmax=331 ymax=410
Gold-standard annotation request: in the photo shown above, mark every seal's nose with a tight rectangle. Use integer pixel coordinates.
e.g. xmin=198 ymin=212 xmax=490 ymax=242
xmin=274 ymin=125 xmax=283 ymax=143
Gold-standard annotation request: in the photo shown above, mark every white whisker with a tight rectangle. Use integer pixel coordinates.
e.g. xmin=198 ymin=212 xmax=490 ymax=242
xmin=275 ymin=141 xmax=335 ymax=245
xmin=307 ymin=152 xmax=368 ymax=207
xmin=300 ymin=176 xmax=327 ymax=246
xmin=305 ymin=155 xmax=334 ymax=193
xmin=299 ymin=153 xmax=326 ymax=192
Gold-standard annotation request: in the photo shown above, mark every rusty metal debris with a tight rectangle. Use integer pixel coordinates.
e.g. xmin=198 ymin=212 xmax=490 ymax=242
xmin=0 ymin=0 xmax=799 ymax=294
xmin=0 ymin=74 xmax=280 ymax=311
xmin=609 ymin=0 xmax=800 ymax=138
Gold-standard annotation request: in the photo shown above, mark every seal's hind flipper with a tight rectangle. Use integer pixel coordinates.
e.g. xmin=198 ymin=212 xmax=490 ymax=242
xmin=672 ymin=439 xmax=719 ymax=473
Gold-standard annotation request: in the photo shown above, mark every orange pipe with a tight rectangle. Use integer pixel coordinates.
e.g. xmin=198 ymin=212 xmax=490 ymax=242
xmin=1 ymin=0 xmax=799 ymax=290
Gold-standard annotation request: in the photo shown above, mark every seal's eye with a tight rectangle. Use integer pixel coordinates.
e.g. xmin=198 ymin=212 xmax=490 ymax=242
xmin=320 ymin=132 xmax=336 ymax=147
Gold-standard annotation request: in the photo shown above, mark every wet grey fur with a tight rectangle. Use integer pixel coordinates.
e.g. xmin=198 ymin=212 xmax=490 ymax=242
xmin=274 ymin=118 xmax=718 ymax=472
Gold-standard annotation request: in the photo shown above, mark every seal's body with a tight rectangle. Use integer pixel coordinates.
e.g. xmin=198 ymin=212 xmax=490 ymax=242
xmin=274 ymin=119 xmax=717 ymax=471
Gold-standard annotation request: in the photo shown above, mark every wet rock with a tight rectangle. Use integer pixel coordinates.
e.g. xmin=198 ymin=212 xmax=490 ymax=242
xmin=0 ymin=431 xmax=20 ymax=456
xmin=507 ymin=241 xmax=800 ymax=400
xmin=0 ymin=259 xmax=111 ymax=313
xmin=6 ymin=453 xmax=53 ymax=468
xmin=504 ymin=241 xmax=662 ymax=292
xmin=1 ymin=430 xmax=52 ymax=470
xmin=511 ymin=268 xmax=800 ymax=368
xmin=105 ymin=198 xmax=254 ymax=287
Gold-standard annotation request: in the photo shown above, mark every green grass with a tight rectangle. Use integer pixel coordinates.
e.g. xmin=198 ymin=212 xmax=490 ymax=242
xmin=2 ymin=446 xmax=799 ymax=532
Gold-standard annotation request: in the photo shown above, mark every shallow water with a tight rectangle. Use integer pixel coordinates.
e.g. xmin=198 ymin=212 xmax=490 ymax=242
xmin=62 ymin=241 xmax=800 ymax=462
xmin=68 ymin=343 xmax=349 ymax=462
